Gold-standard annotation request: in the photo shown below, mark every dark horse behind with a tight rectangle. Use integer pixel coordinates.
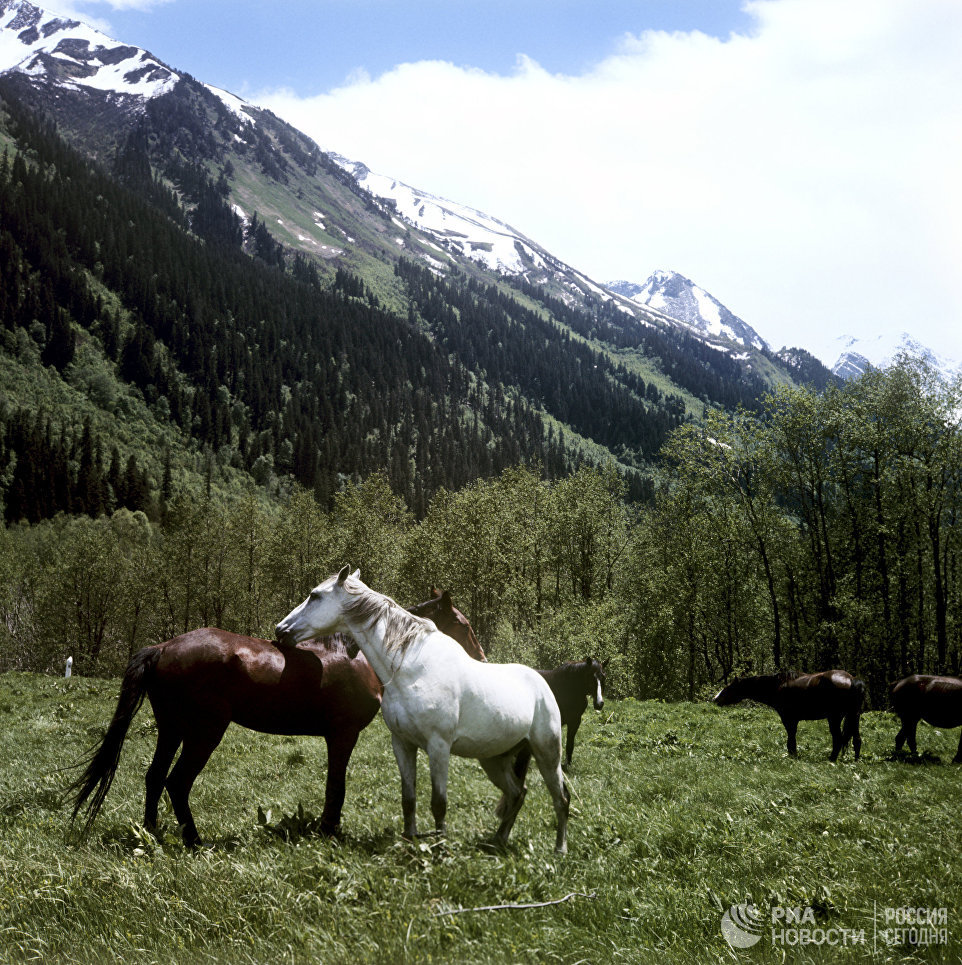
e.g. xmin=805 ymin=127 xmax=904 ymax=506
xmin=69 ymin=590 xmax=483 ymax=846
xmin=512 ymin=657 xmax=607 ymax=784
xmin=891 ymin=674 xmax=962 ymax=762
xmin=540 ymin=658 xmax=608 ymax=767
xmin=714 ymin=669 xmax=866 ymax=761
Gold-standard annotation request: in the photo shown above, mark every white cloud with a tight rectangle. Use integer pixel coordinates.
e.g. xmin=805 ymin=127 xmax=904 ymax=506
xmin=255 ymin=0 xmax=962 ymax=362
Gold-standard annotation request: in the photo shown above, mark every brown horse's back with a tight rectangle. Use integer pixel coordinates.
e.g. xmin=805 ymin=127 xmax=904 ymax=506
xmin=778 ymin=670 xmax=860 ymax=720
xmin=892 ymin=674 xmax=962 ymax=729
xmin=148 ymin=628 xmax=381 ymax=737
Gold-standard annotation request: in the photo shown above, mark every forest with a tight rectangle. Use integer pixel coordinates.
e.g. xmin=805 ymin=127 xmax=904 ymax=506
xmin=2 ymin=358 xmax=960 ymax=709
xmin=0 ymin=84 xmax=669 ymax=520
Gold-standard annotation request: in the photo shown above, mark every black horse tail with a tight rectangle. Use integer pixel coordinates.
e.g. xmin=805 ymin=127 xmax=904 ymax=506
xmin=842 ymin=678 xmax=866 ymax=758
xmin=68 ymin=646 xmax=160 ymax=838
xmin=850 ymin=678 xmax=867 ymax=715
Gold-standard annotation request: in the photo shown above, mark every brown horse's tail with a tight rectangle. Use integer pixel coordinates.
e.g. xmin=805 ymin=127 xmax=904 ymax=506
xmin=68 ymin=646 xmax=160 ymax=839
xmin=842 ymin=678 xmax=866 ymax=756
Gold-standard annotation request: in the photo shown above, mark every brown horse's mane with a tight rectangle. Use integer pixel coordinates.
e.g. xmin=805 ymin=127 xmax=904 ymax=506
xmin=343 ymin=582 xmax=434 ymax=656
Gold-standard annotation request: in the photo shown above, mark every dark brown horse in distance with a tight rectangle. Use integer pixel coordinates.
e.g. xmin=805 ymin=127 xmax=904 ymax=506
xmin=539 ymin=658 xmax=607 ymax=767
xmin=510 ymin=657 xmax=607 ymax=788
xmin=891 ymin=674 xmax=962 ymax=762
xmin=714 ymin=670 xmax=865 ymax=761
xmin=69 ymin=591 xmax=483 ymax=847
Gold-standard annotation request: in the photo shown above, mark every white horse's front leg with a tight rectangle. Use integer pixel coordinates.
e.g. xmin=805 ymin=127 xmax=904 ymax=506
xmin=392 ymin=733 xmax=419 ymax=839
xmin=427 ymin=740 xmax=451 ymax=835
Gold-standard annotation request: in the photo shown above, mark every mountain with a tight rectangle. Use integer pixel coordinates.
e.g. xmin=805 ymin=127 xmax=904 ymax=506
xmin=819 ymin=331 xmax=960 ymax=381
xmin=329 ymin=154 xmax=637 ymax=311
xmin=0 ymin=0 xmax=176 ymax=101
xmin=0 ymin=0 xmax=834 ymax=524
xmin=608 ymin=271 xmax=769 ymax=352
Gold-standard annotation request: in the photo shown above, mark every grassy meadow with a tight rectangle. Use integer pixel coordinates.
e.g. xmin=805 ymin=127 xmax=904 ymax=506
xmin=0 ymin=671 xmax=959 ymax=964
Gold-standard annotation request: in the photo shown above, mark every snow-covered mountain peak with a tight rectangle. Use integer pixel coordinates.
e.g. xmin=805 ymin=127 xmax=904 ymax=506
xmin=821 ymin=331 xmax=960 ymax=381
xmin=0 ymin=0 xmax=178 ymax=101
xmin=330 ymin=152 xmax=544 ymax=276
xmin=327 ymin=151 xmax=635 ymax=312
xmin=608 ymin=270 xmax=769 ymax=352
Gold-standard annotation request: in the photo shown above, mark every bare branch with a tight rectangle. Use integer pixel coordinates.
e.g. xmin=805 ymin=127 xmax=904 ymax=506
xmin=434 ymin=891 xmax=597 ymax=917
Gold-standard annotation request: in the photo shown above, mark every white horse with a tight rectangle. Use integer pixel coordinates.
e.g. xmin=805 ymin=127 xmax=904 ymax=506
xmin=275 ymin=566 xmax=570 ymax=853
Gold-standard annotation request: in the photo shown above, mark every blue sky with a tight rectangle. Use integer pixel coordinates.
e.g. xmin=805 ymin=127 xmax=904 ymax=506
xmin=53 ymin=0 xmax=962 ymax=364
xmin=72 ymin=1 xmax=753 ymax=96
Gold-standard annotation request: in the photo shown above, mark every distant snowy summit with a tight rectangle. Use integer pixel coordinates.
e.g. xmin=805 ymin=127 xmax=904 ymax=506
xmin=0 ymin=0 xmax=177 ymax=101
xmin=821 ymin=332 xmax=960 ymax=381
xmin=608 ymin=271 xmax=769 ymax=352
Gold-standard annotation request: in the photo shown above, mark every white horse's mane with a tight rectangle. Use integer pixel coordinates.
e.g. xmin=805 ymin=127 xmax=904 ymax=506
xmin=342 ymin=579 xmax=434 ymax=655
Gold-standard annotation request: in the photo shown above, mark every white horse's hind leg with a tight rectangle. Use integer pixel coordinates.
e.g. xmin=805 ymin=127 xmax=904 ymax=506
xmin=392 ymin=733 xmax=419 ymax=839
xmin=530 ymin=739 xmax=570 ymax=854
xmin=537 ymin=757 xmax=569 ymax=854
xmin=480 ymin=754 xmax=527 ymax=845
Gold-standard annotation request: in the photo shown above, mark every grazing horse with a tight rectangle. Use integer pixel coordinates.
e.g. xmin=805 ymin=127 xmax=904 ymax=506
xmin=69 ymin=592 xmax=482 ymax=846
xmin=276 ymin=567 xmax=570 ymax=853
xmin=891 ymin=674 xmax=962 ymax=762
xmin=714 ymin=670 xmax=865 ymax=761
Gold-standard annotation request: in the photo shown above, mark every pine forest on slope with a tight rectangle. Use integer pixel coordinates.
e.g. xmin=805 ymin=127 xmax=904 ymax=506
xmin=0 ymin=0 xmax=833 ymax=525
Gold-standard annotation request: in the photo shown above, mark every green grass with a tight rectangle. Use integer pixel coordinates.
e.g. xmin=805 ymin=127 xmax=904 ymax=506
xmin=1 ymin=672 xmax=959 ymax=963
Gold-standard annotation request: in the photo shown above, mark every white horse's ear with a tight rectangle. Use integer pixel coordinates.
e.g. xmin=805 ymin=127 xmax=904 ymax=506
xmin=350 ymin=568 xmax=360 ymax=581
xmin=337 ymin=565 xmax=350 ymax=584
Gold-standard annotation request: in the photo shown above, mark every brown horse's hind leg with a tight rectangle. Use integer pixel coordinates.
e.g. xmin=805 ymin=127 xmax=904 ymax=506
xmin=954 ymin=730 xmax=962 ymax=765
xmin=165 ymin=720 xmax=228 ymax=847
xmin=895 ymin=717 xmax=918 ymax=755
xmin=144 ymin=724 xmax=182 ymax=835
xmin=320 ymin=730 xmax=360 ymax=835
xmin=480 ymin=754 xmax=527 ymax=845
xmin=845 ymin=714 xmax=862 ymax=762
xmin=781 ymin=716 xmax=799 ymax=756
xmin=564 ymin=715 xmax=582 ymax=769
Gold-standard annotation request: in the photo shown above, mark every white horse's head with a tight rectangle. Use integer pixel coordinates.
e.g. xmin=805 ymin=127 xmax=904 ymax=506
xmin=275 ymin=565 xmax=360 ymax=645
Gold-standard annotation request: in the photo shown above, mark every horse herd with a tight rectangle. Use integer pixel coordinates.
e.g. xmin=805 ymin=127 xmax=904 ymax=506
xmin=70 ymin=568 xmax=962 ymax=854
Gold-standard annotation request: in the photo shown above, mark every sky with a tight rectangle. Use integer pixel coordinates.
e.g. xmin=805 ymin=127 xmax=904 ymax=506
xmin=47 ymin=0 xmax=962 ymax=365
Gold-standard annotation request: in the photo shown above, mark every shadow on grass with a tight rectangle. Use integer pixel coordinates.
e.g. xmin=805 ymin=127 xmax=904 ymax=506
xmin=886 ymin=749 xmax=946 ymax=766
xmin=96 ymin=821 xmax=245 ymax=855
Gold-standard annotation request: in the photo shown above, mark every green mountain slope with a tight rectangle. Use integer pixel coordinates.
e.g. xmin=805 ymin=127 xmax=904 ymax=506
xmin=0 ymin=43 xmax=827 ymax=524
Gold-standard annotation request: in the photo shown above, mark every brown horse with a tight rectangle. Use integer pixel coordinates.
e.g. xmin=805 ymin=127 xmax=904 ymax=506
xmin=714 ymin=670 xmax=865 ymax=761
xmin=408 ymin=587 xmax=485 ymax=661
xmin=539 ymin=658 xmax=607 ymax=767
xmin=509 ymin=657 xmax=607 ymax=784
xmin=891 ymin=674 xmax=962 ymax=762
xmin=69 ymin=592 xmax=482 ymax=846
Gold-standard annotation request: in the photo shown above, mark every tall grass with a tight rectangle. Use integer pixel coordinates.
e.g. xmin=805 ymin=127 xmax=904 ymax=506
xmin=0 ymin=672 xmax=958 ymax=963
